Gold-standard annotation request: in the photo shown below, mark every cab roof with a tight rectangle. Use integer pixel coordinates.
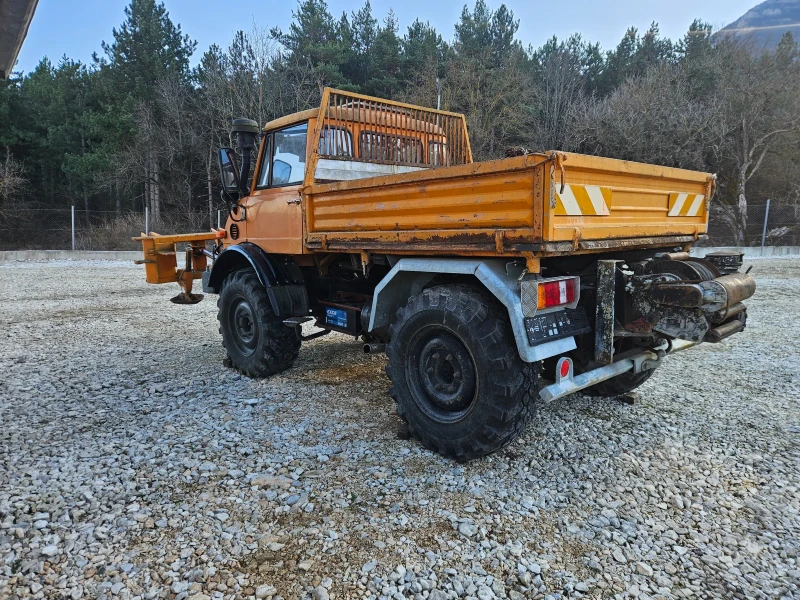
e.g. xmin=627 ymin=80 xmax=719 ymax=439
xmin=263 ymin=108 xmax=319 ymax=132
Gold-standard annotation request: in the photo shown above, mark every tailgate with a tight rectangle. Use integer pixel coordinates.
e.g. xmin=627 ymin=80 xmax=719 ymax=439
xmin=544 ymin=153 xmax=714 ymax=244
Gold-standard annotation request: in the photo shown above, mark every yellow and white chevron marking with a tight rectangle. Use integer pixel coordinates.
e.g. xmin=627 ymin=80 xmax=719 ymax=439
xmin=668 ymin=192 xmax=706 ymax=217
xmin=554 ymin=184 xmax=611 ymax=216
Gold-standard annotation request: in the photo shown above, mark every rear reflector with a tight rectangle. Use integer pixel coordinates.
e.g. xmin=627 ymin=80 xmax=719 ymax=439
xmin=559 ymin=358 xmax=571 ymax=378
xmin=537 ymin=278 xmax=578 ymax=309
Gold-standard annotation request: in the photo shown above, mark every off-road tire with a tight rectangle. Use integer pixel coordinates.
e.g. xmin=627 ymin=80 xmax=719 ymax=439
xmin=386 ymin=285 xmax=538 ymax=461
xmin=217 ymin=269 xmax=300 ymax=377
xmin=588 ymin=369 xmax=656 ymax=398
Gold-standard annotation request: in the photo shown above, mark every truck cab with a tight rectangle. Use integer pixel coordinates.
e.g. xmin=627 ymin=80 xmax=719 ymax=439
xmin=228 ymin=96 xmax=463 ymax=256
xmin=238 ymin=111 xmax=316 ymax=255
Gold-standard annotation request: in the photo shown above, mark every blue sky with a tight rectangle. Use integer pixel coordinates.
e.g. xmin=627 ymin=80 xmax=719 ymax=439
xmin=15 ymin=0 xmax=759 ymax=74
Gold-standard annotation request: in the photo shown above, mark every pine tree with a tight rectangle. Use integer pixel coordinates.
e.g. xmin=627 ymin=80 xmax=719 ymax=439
xmin=368 ymin=11 xmax=402 ymax=98
xmin=100 ymin=0 xmax=196 ymax=102
xmin=97 ymin=0 xmax=197 ymax=221
xmin=271 ymin=0 xmax=350 ymax=92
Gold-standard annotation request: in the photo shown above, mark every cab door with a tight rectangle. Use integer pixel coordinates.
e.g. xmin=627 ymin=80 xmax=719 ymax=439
xmin=244 ymin=122 xmax=308 ymax=255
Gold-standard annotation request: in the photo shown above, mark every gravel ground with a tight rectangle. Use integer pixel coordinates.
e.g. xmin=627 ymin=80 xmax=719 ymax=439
xmin=1 ymin=258 xmax=798 ymax=600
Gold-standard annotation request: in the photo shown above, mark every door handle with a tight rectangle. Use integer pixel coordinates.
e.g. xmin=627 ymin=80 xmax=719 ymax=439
xmin=287 ymin=197 xmax=301 ymax=205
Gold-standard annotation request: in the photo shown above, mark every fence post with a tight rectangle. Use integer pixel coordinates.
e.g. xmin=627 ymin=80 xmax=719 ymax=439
xmin=761 ymin=198 xmax=771 ymax=249
xmin=71 ymin=205 xmax=76 ymax=251
xmin=145 ymin=207 xmax=149 ymax=235
xmin=217 ymin=209 xmax=221 ymax=229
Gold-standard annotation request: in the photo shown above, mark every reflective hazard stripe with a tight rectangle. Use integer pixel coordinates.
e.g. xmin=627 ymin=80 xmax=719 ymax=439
xmin=554 ymin=185 xmax=611 ymax=216
xmin=668 ymin=193 xmax=706 ymax=217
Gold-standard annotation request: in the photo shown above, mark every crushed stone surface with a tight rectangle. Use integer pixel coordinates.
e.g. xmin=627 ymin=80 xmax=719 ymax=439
xmin=1 ymin=258 xmax=798 ymax=600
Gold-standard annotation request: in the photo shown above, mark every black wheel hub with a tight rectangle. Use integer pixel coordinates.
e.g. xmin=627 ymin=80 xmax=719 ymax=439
xmin=411 ymin=330 xmax=476 ymax=416
xmin=230 ymin=297 xmax=258 ymax=356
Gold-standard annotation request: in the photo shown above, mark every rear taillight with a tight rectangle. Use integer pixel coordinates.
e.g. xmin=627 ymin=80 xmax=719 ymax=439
xmin=537 ymin=278 xmax=578 ymax=309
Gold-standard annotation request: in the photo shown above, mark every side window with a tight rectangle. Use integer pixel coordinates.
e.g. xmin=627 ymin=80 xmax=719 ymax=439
xmin=272 ymin=123 xmax=307 ymax=186
xmin=319 ymin=126 xmax=353 ymax=157
xmin=257 ymin=123 xmax=308 ymax=188
xmin=257 ymin=135 xmax=272 ymax=188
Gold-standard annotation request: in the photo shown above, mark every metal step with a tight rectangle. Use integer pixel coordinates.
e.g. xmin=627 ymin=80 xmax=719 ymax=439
xmin=283 ymin=317 xmax=313 ymax=326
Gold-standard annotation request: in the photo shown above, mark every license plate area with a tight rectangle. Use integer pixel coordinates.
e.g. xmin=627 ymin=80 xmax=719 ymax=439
xmin=325 ymin=307 xmax=349 ymax=329
xmin=524 ymin=308 xmax=591 ymax=346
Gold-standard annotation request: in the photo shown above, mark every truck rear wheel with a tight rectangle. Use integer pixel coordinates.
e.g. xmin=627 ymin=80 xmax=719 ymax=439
xmin=386 ymin=285 xmax=537 ymax=461
xmin=217 ymin=269 xmax=300 ymax=377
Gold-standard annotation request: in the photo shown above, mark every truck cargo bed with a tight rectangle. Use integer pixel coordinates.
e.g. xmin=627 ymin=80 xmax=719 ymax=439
xmin=304 ymin=152 xmax=713 ymax=257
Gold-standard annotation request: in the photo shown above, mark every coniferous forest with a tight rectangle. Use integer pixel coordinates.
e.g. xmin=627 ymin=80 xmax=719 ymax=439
xmin=1 ymin=0 xmax=799 ymax=249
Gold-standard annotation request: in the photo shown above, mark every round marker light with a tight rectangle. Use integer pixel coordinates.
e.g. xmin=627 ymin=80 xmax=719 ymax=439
xmin=560 ymin=359 xmax=570 ymax=378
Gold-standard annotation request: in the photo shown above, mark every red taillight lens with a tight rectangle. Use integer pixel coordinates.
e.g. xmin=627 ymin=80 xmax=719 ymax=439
xmin=537 ymin=278 xmax=578 ymax=309
xmin=544 ymin=281 xmax=561 ymax=306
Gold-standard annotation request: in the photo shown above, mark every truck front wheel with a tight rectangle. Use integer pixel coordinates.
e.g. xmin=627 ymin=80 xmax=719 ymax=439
xmin=386 ymin=285 xmax=537 ymax=461
xmin=217 ymin=269 xmax=300 ymax=377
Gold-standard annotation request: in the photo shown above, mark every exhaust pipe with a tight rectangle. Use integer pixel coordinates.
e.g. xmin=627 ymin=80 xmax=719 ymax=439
xmin=660 ymin=251 xmax=691 ymax=261
xmin=705 ymin=318 xmax=745 ymax=343
xmin=710 ymin=273 xmax=756 ymax=306
xmin=709 ymin=301 xmax=747 ymax=324
xmin=231 ymin=118 xmax=259 ymax=195
xmin=363 ymin=343 xmax=386 ymax=354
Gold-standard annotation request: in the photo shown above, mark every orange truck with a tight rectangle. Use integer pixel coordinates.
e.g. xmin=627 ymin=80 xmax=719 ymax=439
xmin=136 ymin=89 xmax=756 ymax=460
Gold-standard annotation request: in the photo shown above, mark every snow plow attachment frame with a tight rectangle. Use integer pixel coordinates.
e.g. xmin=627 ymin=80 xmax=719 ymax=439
xmin=133 ymin=230 xmax=227 ymax=303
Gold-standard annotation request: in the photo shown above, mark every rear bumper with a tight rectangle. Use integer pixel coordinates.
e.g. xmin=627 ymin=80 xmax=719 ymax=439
xmin=540 ymin=340 xmax=698 ymax=403
xmin=540 ymin=350 xmax=659 ymax=403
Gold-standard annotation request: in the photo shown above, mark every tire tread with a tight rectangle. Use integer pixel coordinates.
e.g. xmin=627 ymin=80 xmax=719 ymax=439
xmin=217 ymin=269 xmax=300 ymax=378
xmin=386 ymin=284 xmax=538 ymax=461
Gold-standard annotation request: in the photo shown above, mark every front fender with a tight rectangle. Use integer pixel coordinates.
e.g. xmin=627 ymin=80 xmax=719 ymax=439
xmin=204 ymin=243 xmax=308 ymax=317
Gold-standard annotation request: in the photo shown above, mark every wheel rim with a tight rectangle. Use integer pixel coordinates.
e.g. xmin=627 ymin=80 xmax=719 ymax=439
xmin=406 ymin=327 xmax=477 ymax=422
xmin=229 ymin=295 xmax=258 ymax=357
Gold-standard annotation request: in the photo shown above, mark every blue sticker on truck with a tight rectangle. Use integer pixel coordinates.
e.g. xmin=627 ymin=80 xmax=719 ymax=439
xmin=325 ymin=308 xmax=349 ymax=329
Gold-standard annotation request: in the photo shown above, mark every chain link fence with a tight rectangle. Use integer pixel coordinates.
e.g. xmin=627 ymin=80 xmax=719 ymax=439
xmin=1 ymin=202 xmax=798 ymax=251
xmin=0 ymin=207 xmax=223 ymax=251
xmin=705 ymin=202 xmax=800 ymax=247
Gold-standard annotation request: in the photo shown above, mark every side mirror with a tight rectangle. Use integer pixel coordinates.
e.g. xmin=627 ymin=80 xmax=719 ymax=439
xmin=218 ymin=148 xmax=240 ymax=195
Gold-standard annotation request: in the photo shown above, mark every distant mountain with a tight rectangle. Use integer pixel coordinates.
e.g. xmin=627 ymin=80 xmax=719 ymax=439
xmin=720 ymin=0 xmax=800 ymax=49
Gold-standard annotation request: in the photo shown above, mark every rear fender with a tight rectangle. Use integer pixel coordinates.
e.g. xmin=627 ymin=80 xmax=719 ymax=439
xmin=368 ymin=258 xmax=576 ymax=363
xmin=204 ymin=242 xmax=308 ymax=317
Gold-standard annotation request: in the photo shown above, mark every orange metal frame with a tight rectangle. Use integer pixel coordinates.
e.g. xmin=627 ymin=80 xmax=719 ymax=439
xmin=304 ymin=88 xmax=473 ymax=188
xmin=133 ymin=230 xmax=226 ymax=290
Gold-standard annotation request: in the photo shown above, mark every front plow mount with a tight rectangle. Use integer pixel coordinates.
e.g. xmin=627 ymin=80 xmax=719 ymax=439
xmin=133 ymin=230 xmax=227 ymax=304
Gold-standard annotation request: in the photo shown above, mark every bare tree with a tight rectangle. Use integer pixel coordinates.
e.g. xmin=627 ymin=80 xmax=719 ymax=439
xmin=0 ymin=147 xmax=26 ymax=207
xmin=571 ymin=63 xmax=714 ymax=170
xmin=437 ymin=55 xmax=535 ymax=160
xmin=530 ymin=37 xmax=590 ymax=151
xmin=707 ymin=37 xmax=800 ymax=244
